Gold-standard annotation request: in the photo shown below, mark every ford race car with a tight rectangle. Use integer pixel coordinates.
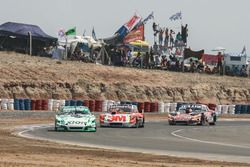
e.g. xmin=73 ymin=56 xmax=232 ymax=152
xmin=168 ymin=104 xmax=216 ymax=126
xmin=99 ymin=104 xmax=144 ymax=128
xmin=55 ymin=106 xmax=96 ymax=132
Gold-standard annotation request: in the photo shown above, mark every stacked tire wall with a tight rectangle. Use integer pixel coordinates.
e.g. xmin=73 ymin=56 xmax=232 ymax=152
xmin=0 ymin=98 xmax=249 ymax=114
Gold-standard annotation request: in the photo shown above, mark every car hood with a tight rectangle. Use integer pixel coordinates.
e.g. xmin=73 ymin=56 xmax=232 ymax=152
xmin=56 ymin=114 xmax=95 ymax=122
xmin=173 ymin=113 xmax=192 ymax=120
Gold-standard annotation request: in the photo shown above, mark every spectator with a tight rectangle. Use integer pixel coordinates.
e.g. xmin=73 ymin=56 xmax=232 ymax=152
xmin=205 ymin=65 xmax=211 ymax=74
xmin=159 ymin=28 xmax=164 ymax=46
xmin=126 ymin=49 xmax=132 ymax=65
xmin=240 ymin=65 xmax=247 ymax=77
xmin=144 ymin=52 xmax=150 ymax=68
xmin=175 ymin=32 xmax=182 ymax=46
xmin=161 ymin=56 xmax=168 ymax=70
xmin=164 ymin=28 xmax=169 ymax=48
xmin=217 ymin=52 xmax=224 ymax=75
xmin=169 ymin=29 xmax=175 ymax=47
xmin=181 ymin=24 xmax=188 ymax=45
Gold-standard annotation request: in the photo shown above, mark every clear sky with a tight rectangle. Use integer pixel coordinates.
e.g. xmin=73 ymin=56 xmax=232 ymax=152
xmin=0 ymin=0 xmax=249 ymax=55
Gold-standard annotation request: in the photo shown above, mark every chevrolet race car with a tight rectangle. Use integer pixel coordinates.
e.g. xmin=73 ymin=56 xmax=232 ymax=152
xmin=99 ymin=104 xmax=144 ymax=128
xmin=168 ymin=104 xmax=217 ymax=125
xmin=55 ymin=106 xmax=96 ymax=132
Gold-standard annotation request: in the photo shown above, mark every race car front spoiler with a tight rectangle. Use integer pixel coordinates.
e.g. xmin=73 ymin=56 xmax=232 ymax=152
xmin=100 ymin=122 xmax=136 ymax=128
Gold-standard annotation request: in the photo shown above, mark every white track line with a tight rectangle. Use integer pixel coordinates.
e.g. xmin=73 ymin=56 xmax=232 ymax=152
xmin=171 ymin=129 xmax=250 ymax=149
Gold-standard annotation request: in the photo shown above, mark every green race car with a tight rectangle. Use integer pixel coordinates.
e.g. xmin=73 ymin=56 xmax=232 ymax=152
xmin=55 ymin=106 xmax=96 ymax=132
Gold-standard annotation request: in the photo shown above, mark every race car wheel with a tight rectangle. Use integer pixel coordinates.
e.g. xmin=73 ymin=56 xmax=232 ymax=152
xmin=55 ymin=127 xmax=58 ymax=131
xmin=135 ymin=119 xmax=140 ymax=128
xmin=200 ymin=113 xmax=207 ymax=126
xmin=141 ymin=118 xmax=145 ymax=128
xmin=210 ymin=115 xmax=216 ymax=125
xmin=169 ymin=122 xmax=175 ymax=125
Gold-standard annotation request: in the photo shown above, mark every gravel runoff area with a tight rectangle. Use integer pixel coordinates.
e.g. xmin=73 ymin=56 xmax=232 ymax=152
xmin=0 ymin=111 xmax=250 ymax=167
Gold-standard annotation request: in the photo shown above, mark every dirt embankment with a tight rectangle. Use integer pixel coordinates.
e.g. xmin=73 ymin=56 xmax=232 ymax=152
xmin=0 ymin=52 xmax=250 ymax=104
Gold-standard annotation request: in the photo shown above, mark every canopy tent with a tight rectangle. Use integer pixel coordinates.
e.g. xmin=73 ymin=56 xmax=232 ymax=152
xmin=0 ymin=22 xmax=57 ymax=55
xmin=129 ymin=40 xmax=149 ymax=47
xmin=183 ymin=48 xmax=204 ymax=60
xmin=58 ymin=35 xmax=103 ymax=54
xmin=211 ymin=46 xmax=226 ymax=52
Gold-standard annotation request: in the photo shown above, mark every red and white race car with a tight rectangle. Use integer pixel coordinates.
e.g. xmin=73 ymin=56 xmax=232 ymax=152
xmin=99 ymin=104 xmax=144 ymax=128
xmin=168 ymin=104 xmax=217 ymax=125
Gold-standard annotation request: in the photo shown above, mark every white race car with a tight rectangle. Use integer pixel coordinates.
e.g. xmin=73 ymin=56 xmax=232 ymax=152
xmin=55 ymin=106 xmax=96 ymax=132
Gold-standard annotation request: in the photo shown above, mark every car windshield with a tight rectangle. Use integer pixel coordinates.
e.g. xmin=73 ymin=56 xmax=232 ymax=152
xmin=59 ymin=107 xmax=90 ymax=115
xmin=109 ymin=106 xmax=133 ymax=113
xmin=178 ymin=105 xmax=207 ymax=113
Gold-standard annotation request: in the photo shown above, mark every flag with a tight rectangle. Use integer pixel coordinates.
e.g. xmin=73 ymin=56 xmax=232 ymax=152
xmin=65 ymin=27 xmax=76 ymax=36
xmin=116 ymin=14 xmax=142 ymax=40
xmin=123 ymin=24 xmax=144 ymax=43
xmin=169 ymin=11 xmax=182 ymax=21
xmin=124 ymin=14 xmax=142 ymax=31
xmin=58 ymin=28 xmax=65 ymax=38
xmin=142 ymin=12 xmax=154 ymax=24
xmin=241 ymin=46 xmax=246 ymax=54
xmin=92 ymin=27 xmax=97 ymax=41
xmin=83 ymin=29 xmax=86 ymax=36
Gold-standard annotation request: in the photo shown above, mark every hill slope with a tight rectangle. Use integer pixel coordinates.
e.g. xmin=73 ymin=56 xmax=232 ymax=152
xmin=0 ymin=52 xmax=249 ymax=104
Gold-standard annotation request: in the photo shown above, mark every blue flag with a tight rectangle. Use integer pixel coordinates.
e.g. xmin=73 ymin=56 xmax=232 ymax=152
xmin=92 ymin=27 xmax=97 ymax=40
xmin=169 ymin=11 xmax=182 ymax=21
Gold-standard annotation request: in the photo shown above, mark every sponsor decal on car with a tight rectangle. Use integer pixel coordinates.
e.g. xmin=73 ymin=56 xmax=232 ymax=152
xmin=104 ymin=114 xmax=129 ymax=123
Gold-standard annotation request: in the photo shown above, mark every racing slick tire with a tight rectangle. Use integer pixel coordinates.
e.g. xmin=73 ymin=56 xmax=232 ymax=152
xmin=209 ymin=115 xmax=217 ymax=125
xmin=169 ymin=122 xmax=175 ymax=125
xmin=141 ymin=118 xmax=145 ymax=128
xmin=200 ymin=113 xmax=208 ymax=126
xmin=135 ymin=119 xmax=140 ymax=128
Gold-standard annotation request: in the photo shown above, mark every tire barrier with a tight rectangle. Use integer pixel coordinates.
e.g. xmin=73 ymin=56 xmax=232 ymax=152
xmin=35 ymin=100 xmax=42 ymax=110
xmin=19 ymin=99 xmax=25 ymax=110
xmin=144 ymin=102 xmax=151 ymax=112
xmin=65 ymin=100 xmax=70 ymax=106
xmin=70 ymin=100 xmax=77 ymax=106
xmin=76 ymin=100 xmax=84 ymax=106
xmin=89 ymin=100 xmax=95 ymax=112
xmin=170 ymin=103 xmax=177 ymax=112
xmin=48 ymin=99 xmax=54 ymax=111
xmin=1 ymin=99 xmax=8 ymax=110
xmin=24 ymin=99 xmax=31 ymax=110
xmin=95 ymin=100 xmax=103 ymax=112
xmin=158 ymin=101 xmax=165 ymax=113
xmin=228 ymin=105 xmax=235 ymax=114
xmin=241 ymin=105 xmax=248 ymax=114
xmin=102 ymin=100 xmax=108 ymax=112
xmin=42 ymin=99 xmax=48 ymax=110
xmin=0 ymin=98 xmax=249 ymax=114
xmin=235 ymin=105 xmax=241 ymax=114
xmin=164 ymin=103 xmax=171 ymax=113
xmin=221 ymin=105 xmax=229 ymax=114
xmin=84 ymin=100 xmax=90 ymax=108
xmin=150 ymin=102 xmax=158 ymax=112
xmin=14 ymin=99 xmax=19 ymax=110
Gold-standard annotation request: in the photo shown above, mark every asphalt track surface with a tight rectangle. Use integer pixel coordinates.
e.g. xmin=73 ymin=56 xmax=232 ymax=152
xmin=19 ymin=120 xmax=250 ymax=163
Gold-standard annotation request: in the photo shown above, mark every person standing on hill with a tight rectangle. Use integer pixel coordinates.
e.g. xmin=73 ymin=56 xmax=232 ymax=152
xmin=164 ymin=28 xmax=169 ymax=48
xmin=158 ymin=28 xmax=164 ymax=46
xmin=169 ymin=29 xmax=175 ymax=47
xmin=217 ymin=52 xmax=224 ymax=75
xmin=181 ymin=24 xmax=188 ymax=45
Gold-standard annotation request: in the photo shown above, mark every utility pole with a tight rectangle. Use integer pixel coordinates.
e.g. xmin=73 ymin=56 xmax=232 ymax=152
xmin=28 ymin=32 xmax=32 ymax=55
